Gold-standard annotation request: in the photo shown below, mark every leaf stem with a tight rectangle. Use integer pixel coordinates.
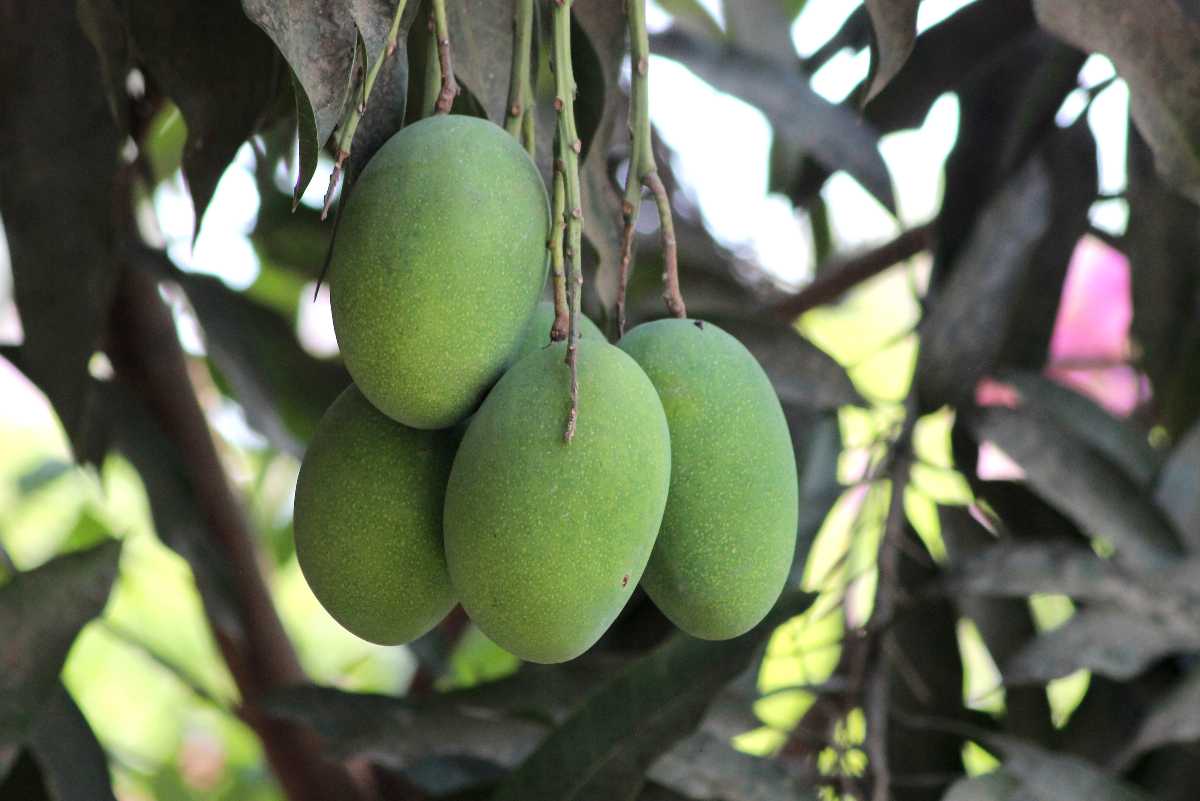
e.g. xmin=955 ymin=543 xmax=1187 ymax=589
xmin=551 ymin=0 xmax=584 ymax=443
xmin=505 ymin=0 xmax=537 ymax=157
xmin=431 ymin=0 xmax=459 ymax=115
xmin=320 ymin=0 xmax=410 ymax=220
xmin=616 ymin=0 xmax=685 ymax=336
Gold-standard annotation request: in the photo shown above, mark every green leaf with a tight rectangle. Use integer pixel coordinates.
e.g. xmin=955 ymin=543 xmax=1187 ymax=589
xmin=968 ymin=406 xmax=1183 ymax=567
xmin=241 ymin=0 xmax=359 ymax=201
xmin=491 ymin=592 xmax=813 ymax=801
xmin=0 ymin=540 xmax=121 ymax=742
xmin=1034 ymin=0 xmax=1200 ymax=202
xmin=862 ymin=0 xmax=919 ymax=103
xmin=0 ymin=0 xmax=121 ymax=463
xmin=24 ymin=686 xmax=117 ymax=801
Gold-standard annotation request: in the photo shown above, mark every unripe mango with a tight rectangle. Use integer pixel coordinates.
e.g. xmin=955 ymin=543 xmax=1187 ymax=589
xmin=511 ymin=301 xmax=605 ymax=363
xmin=294 ymin=385 xmax=456 ymax=644
xmin=443 ymin=340 xmax=671 ymax=663
xmin=619 ymin=319 xmax=798 ymax=640
xmin=330 ymin=115 xmax=549 ymax=429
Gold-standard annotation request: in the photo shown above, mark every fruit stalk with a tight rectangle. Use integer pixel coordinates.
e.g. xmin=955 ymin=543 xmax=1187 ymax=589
xmin=431 ymin=0 xmax=459 ymax=114
xmin=551 ymin=0 xmax=585 ymax=442
xmin=616 ymin=0 xmax=685 ymax=335
xmin=320 ymin=0 xmax=410 ymax=219
xmin=505 ymin=0 xmax=537 ymax=157
xmin=549 ymin=163 xmax=570 ymax=341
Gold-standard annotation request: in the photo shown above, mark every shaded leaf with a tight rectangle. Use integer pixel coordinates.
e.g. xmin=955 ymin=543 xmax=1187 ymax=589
xmin=862 ymin=0 xmax=919 ymax=103
xmin=242 ymin=0 xmax=358 ymax=200
xmin=1007 ymin=606 xmax=1199 ymax=683
xmin=996 ymin=370 xmax=1160 ymax=488
xmin=968 ymin=406 xmax=1182 ymax=566
xmin=25 ymin=686 xmax=117 ymax=801
xmin=74 ymin=0 xmax=130 ymax=135
xmin=446 ymin=0 xmax=513 ymax=124
xmin=942 ymin=771 xmax=1021 ymax=801
xmin=1156 ymin=420 xmax=1200 ymax=551
xmin=722 ymin=0 xmax=799 ymax=63
xmin=989 ymin=738 xmax=1157 ymax=801
xmin=0 ymin=0 xmax=121 ymax=463
xmin=650 ymin=28 xmax=895 ymax=212
xmin=644 ymin=731 xmax=818 ymax=801
xmin=1034 ymin=0 xmax=1200 ymax=201
xmin=656 ymin=0 xmax=723 ymax=40
xmin=1125 ymin=662 xmax=1200 ymax=759
xmin=917 ymin=157 xmax=1052 ymax=409
xmin=123 ymin=0 xmax=283 ymax=231
xmin=492 ymin=592 xmax=813 ymax=801
xmin=0 ymin=541 xmax=121 ymax=742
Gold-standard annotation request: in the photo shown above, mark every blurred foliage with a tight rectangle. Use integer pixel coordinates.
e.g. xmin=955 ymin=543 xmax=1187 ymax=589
xmin=3 ymin=0 xmax=1200 ymax=800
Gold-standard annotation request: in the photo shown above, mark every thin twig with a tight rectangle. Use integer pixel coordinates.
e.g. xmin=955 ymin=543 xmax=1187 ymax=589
xmin=774 ymin=224 xmax=933 ymax=320
xmin=505 ymin=0 xmax=536 ymax=157
xmin=320 ymin=0 xmax=410 ymax=220
xmin=431 ymin=0 xmax=459 ymax=115
xmin=552 ymin=0 xmax=584 ymax=443
xmin=616 ymin=0 xmax=686 ymax=334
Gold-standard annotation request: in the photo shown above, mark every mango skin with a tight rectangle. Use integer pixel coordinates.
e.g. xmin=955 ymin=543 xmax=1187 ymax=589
xmin=619 ymin=319 xmax=798 ymax=640
xmin=443 ymin=340 xmax=671 ymax=663
xmin=293 ymin=384 xmax=456 ymax=645
xmin=511 ymin=301 xmax=605 ymax=363
xmin=330 ymin=115 xmax=549 ymax=429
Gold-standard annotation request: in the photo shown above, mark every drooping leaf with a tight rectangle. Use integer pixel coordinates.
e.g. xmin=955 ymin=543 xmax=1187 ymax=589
xmin=242 ymin=0 xmax=358 ymax=201
xmin=1034 ymin=0 xmax=1200 ymax=201
xmin=968 ymin=406 xmax=1182 ymax=566
xmin=917 ymin=156 xmax=1052 ymax=409
xmin=650 ymin=28 xmax=896 ymax=212
xmin=492 ymin=592 xmax=813 ymax=801
xmin=0 ymin=0 xmax=121 ymax=463
xmin=1155 ymin=420 xmax=1200 ymax=551
xmin=950 ymin=541 xmax=1150 ymax=605
xmin=862 ymin=0 xmax=919 ymax=103
xmin=0 ymin=541 xmax=121 ymax=742
xmin=24 ymin=686 xmax=117 ymax=801
xmin=995 ymin=370 xmax=1160 ymax=488
xmin=445 ymin=0 xmax=513 ymax=124
xmin=644 ymin=731 xmax=818 ymax=801
xmin=122 ymin=0 xmax=284 ymax=232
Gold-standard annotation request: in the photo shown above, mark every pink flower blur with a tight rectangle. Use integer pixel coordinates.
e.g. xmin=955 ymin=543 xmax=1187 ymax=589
xmin=1049 ymin=234 xmax=1132 ymax=364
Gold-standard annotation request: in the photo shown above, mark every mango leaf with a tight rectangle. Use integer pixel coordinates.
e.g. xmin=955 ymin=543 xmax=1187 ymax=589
xmin=120 ymin=0 xmax=283 ymax=232
xmin=650 ymin=28 xmax=896 ymax=212
xmin=0 ymin=0 xmax=120 ymax=463
xmin=722 ymin=0 xmax=799 ymax=63
xmin=995 ymin=370 xmax=1160 ymax=489
xmin=242 ymin=0 xmax=358 ymax=201
xmin=968 ymin=406 xmax=1182 ymax=567
xmin=24 ymin=686 xmax=117 ymax=801
xmin=950 ymin=542 xmax=1157 ymax=606
xmin=656 ymin=0 xmax=723 ymax=40
xmin=0 ymin=541 xmax=121 ymax=742
xmin=1156 ymin=420 xmax=1200 ymax=551
xmin=446 ymin=0 xmax=512 ymax=124
xmin=917 ymin=157 xmax=1051 ymax=409
xmin=492 ymin=592 xmax=813 ymax=801
xmin=987 ymin=738 xmax=1157 ymax=801
xmin=1034 ymin=0 xmax=1200 ymax=202
xmin=862 ymin=0 xmax=919 ymax=103
xmin=942 ymin=771 xmax=1022 ymax=801
xmin=1124 ymin=662 xmax=1200 ymax=760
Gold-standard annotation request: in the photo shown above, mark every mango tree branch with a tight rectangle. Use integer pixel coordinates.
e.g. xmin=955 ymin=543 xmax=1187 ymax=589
xmin=505 ymin=0 xmax=536 ymax=157
xmin=431 ymin=0 xmax=459 ymax=114
xmin=552 ymin=0 xmax=584 ymax=443
xmin=321 ymin=0 xmax=411 ymax=219
xmin=616 ymin=0 xmax=684 ymax=336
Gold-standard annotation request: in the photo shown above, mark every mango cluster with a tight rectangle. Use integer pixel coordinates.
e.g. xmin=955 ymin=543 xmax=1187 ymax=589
xmin=294 ymin=115 xmax=799 ymax=664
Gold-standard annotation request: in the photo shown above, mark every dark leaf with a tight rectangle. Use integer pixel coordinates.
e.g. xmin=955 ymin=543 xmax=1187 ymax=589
xmin=168 ymin=265 xmax=350 ymax=454
xmin=942 ymin=771 xmax=1021 ymax=801
xmin=1125 ymin=662 xmax=1200 ymax=759
xmin=1155 ymin=420 xmax=1200 ymax=551
xmin=917 ymin=157 xmax=1052 ymax=409
xmin=1125 ymin=127 xmax=1200 ymax=438
xmin=722 ymin=0 xmax=799 ymax=63
xmin=491 ymin=592 xmax=813 ymax=801
xmin=968 ymin=406 xmax=1182 ymax=567
xmin=650 ymin=28 xmax=895 ymax=212
xmin=643 ymin=731 xmax=819 ymax=801
xmin=989 ymin=738 xmax=1157 ymax=801
xmin=26 ymin=686 xmax=117 ymax=801
xmin=0 ymin=0 xmax=121 ymax=463
xmin=995 ymin=370 xmax=1160 ymax=488
xmin=74 ymin=0 xmax=130 ymax=135
xmin=1034 ymin=0 xmax=1200 ymax=201
xmin=862 ymin=0 xmax=919 ymax=103
xmin=15 ymin=460 xmax=73 ymax=497
xmin=788 ymin=411 xmax=843 ymax=586
xmin=0 ymin=541 xmax=121 ymax=742
xmin=446 ymin=0 xmax=513 ymax=124
xmin=241 ymin=0 xmax=358 ymax=201
xmin=950 ymin=541 xmax=1153 ymax=606
xmin=124 ymin=0 xmax=283 ymax=231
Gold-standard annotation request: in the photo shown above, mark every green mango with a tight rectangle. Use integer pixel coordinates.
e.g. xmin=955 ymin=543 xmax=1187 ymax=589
xmin=294 ymin=384 xmax=456 ymax=644
xmin=444 ymin=340 xmax=671 ymax=663
xmin=511 ymin=301 xmax=606 ymax=363
xmin=330 ymin=115 xmax=549 ymax=429
xmin=619 ymin=319 xmax=798 ymax=639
